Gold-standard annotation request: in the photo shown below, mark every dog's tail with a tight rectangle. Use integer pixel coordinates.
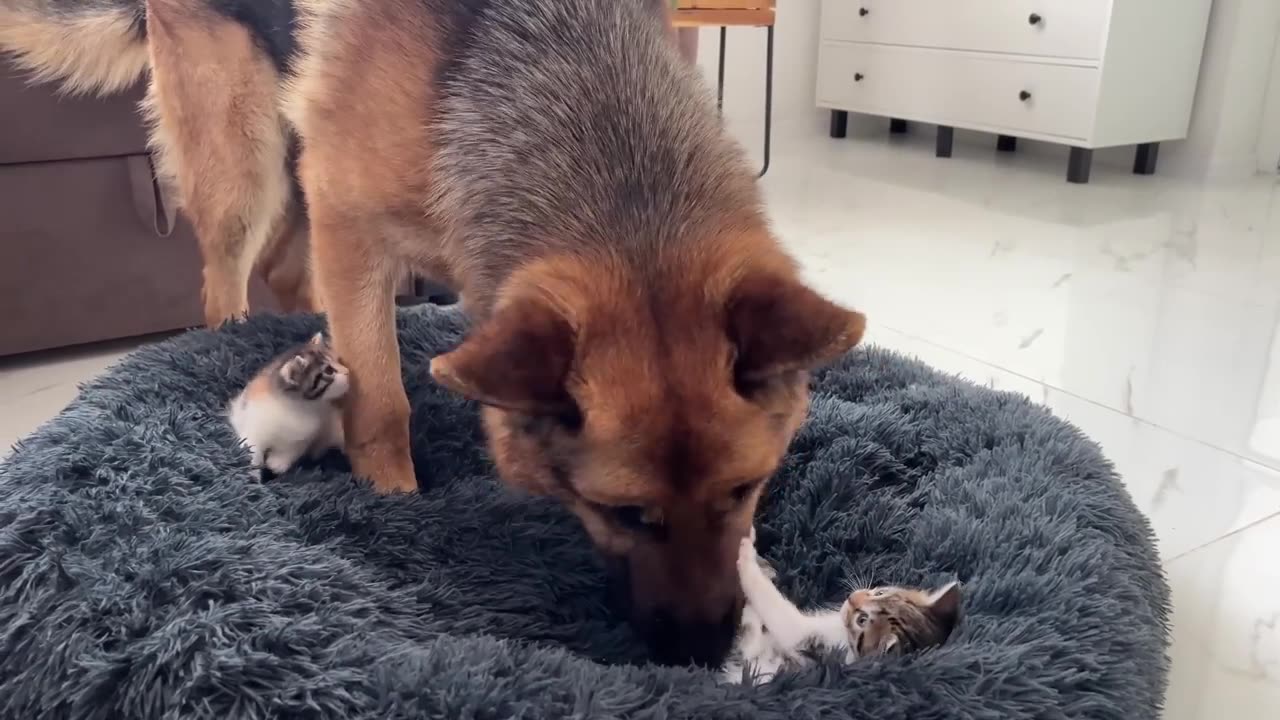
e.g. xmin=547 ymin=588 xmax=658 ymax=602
xmin=0 ymin=0 xmax=148 ymax=95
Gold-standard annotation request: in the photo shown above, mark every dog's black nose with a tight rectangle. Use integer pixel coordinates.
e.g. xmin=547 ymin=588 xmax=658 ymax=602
xmin=604 ymin=556 xmax=633 ymax=613
xmin=639 ymin=607 xmax=739 ymax=667
xmin=604 ymin=556 xmax=740 ymax=666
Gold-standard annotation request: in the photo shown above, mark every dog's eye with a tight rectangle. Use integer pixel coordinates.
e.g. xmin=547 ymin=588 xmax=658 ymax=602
xmin=612 ymin=506 xmax=647 ymax=531
xmin=555 ymin=404 xmax=584 ymax=433
xmin=608 ymin=505 xmax=663 ymax=534
xmin=515 ymin=404 xmax=583 ymax=436
xmin=730 ymin=480 xmax=762 ymax=503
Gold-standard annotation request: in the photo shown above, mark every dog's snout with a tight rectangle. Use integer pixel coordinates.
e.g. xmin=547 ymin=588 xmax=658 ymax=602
xmin=605 ymin=556 xmax=633 ymax=613
xmin=605 ymin=557 xmax=742 ymax=666
xmin=640 ymin=604 xmax=740 ymax=667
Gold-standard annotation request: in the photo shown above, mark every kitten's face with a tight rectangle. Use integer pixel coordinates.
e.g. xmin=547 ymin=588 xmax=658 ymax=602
xmin=277 ymin=334 xmax=350 ymax=402
xmin=840 ymin=582 xmax=962 ymax=657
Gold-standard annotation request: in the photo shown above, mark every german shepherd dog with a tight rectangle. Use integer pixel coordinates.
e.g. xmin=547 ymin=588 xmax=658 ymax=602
xmin=1 ymin=0 xmax=866 ymax=665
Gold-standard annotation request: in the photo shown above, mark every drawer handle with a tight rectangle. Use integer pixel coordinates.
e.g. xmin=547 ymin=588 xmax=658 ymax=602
xmin=859 ymin=7 xmax=870 ymax=17
xmin=1028 ymin=13 xmax=1043 ymax=25
xmin=1019 ymin=90 xmax=1032 ymax=102
xmin=854 ymin=72 xmax=865 ymax=82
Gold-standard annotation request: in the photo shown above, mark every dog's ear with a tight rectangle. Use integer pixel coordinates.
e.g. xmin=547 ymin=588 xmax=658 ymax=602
xmin=727 ymin=272 xmax=866 ymax=382
xmin=431 ymin=299 xmax=575 ymax=411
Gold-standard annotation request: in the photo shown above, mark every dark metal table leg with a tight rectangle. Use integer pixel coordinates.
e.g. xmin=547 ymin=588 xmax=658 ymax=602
xmin=758 ymin=24 xmax=774 ymax=177
xmin=997 ymin=135 xmax=1018 ymax=152
xmin=716 ymin=26 xmax=727 ymax=116
xmin=713 ymin=24 xmax=775 ymax=177
xmin=1067 ymin=147 xmax=1093 ymax=184
xmin=396 ymin=277 xmax=458 ymax=307
xmin=889 ymin=118 xmax=909 ymax=134
xmin=830 ymin=110 xmax=849 ymax=138
xmin=1133 ymin=143 xmax=1159 ymax=175
xmin=936 ymin=125 xmax=954 ymax=158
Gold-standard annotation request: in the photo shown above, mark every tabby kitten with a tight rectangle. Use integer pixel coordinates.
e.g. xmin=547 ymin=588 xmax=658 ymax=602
xmin=723 ymin=537 xmax=962 ymax=684
xmin=227 ymin=333 xmax=349 ymax=475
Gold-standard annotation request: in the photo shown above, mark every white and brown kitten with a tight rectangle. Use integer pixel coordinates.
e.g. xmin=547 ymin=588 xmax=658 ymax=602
xmin=723 ymin=537 xmax=962 ymax=684
xmin=227 ymin=333 xmax=349 ymax=475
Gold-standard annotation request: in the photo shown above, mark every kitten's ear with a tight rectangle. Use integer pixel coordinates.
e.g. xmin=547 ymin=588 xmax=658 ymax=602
xmin=280 ymin=356 xmax=309 ymax=387
xmin=926 ymin=581 xmax=963 ymax=632
xmin=310 ymin=333 xmax=325 ymax=346
xmin=727 ymin=272 xmax=866 ymax=383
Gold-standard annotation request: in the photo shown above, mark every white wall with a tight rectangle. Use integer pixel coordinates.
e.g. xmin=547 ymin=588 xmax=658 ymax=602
xmin=1162 ymin=0 xmax=1280 ymax=179
xmin=698 ymin=0 xmax=1280 ymax=181
xmin=1258 ymin=30 xmax=1280 ymax=173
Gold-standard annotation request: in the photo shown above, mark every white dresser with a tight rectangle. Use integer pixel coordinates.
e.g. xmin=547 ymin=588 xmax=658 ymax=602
xmin=816 ymin=0 xmax=1214 ymax=182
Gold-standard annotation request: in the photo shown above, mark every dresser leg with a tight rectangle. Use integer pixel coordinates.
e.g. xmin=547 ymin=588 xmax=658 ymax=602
xmin=936 ymin=125 xmax=954 ymax=158
xmin=889 ymin=118 xmax=909 ymax=134
xmin=829 ymin=111 xmax=848 ymax=139
xmin=997 ymin=135 xmax=1018 ymax=152
xmin=1067 ymin=147 xmax=1093 ymax=184
xmin=1133 ymin=142 xmax=1159 ymax=175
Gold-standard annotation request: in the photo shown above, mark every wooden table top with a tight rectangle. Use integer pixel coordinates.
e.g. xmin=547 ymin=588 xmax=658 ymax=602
xmin=672 ymin=0 xmax=776 ymax=27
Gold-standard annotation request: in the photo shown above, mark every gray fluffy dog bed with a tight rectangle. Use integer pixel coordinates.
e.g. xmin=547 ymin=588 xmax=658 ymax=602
xmin=0 ymin=308 xmax=1170 ymax=719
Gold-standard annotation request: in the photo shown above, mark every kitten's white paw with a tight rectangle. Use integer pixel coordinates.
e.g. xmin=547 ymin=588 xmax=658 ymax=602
xmin=737 ymin=537 xmax=758 ymax=570
xmin=265 ymin=452 xmax=294 ymax=475
xmin=249 ymin=445 xmax=265 ymax=469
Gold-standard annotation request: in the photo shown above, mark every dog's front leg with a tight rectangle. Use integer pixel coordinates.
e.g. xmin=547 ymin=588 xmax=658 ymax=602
xmin=310 ymin=211 xmax=418 ymax=494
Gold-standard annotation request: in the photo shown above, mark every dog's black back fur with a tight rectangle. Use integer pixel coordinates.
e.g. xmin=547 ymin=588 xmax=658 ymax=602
xmin=207 ymin=0 xmax=297 ymax=74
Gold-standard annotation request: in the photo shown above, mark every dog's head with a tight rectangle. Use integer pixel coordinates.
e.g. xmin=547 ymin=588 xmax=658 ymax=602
xmin=431 ymin=252 xmax=865 ymax=665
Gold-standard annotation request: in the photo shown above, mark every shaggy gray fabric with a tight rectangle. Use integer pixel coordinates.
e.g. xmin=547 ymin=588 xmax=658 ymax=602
xmin=0 ymin=308 xmax=1170 ymax=719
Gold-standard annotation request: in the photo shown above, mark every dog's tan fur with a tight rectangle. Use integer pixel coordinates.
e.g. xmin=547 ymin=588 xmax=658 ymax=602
xmin=255 ymin=202 xmax=317 ymax=315
xmin=282 ymin=0 xmax=446 ymax=493
xmin=0 ymin=5 xmax=147 ymax=94
xmin=144 ymin=0 xmax=301 ymax=326
xmin=2 ymin=0 xmax=867 ymax=664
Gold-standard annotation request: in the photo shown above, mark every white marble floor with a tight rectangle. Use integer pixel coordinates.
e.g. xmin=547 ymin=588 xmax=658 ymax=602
xmin=2 ymin=130 xmax=1278 ymax=717
xmin=762 ymin=130 xmax=1280 ymax=720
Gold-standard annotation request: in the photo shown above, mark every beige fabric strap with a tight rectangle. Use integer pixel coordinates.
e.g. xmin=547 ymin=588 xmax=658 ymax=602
xmin=127 ymin=153 xmax=177 ymax=238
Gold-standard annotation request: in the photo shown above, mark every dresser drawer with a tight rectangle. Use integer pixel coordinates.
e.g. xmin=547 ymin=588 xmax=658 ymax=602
xmin=817 ymin=43 xmax=1100 ymax=140
xmin=820 ymin=0 xmax=1111 ymax=61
